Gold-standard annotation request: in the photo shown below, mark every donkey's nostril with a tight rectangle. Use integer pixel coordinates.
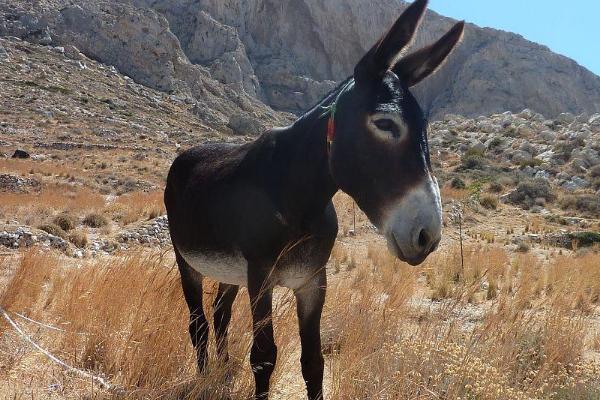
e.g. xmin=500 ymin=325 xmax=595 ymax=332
xmin=417 ymin=228 xmax=430 ymax=250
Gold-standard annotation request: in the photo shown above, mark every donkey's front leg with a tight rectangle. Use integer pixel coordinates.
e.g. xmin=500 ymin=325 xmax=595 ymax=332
xmin=295 ymin=271 xmax=326 ymax=400
xmin=248 ymin=278 xmax=277 ymax=399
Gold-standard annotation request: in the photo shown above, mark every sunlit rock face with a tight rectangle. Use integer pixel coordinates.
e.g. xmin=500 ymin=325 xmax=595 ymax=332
xmin=2 ymin=0 xmax=600 ymax=119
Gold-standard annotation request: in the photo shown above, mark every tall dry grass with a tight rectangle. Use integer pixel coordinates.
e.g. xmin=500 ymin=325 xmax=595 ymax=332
xmin=107 ymin=190 xmax=166 ymax=225
xmin=0 ymin=245 xmax=599 ymax=399
xmin=0 ymin=185 xmax=106 ymax=226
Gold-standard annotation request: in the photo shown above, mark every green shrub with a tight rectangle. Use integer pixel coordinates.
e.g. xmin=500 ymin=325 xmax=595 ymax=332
xmin=569 ymin=232 xmax=600 ymax=248
xmin=83 ymin=213 xmax=109 ymax=228
xmin=52 ymin=213 xmax=78 ymax=231
xmin=38 ymin=223 xmax=67 ymax=239
xmin=519 ymin=158 xmax=543 ymax=169
xmin=488 ymin=137 xmax=503 ymax=149
xmin=560 ymin=195 xmax=600 ymax=218
xmin=507 ymin=179 xmax=555 ymax=209
xmin=450 ymin=177 xmax=466 ymax=189
xmin=488 ymin=181 xmax=503 ymax=193
xmin=460 ymin=154 xmax=487 ymax=170
xmin=516 ymin=242 xmax=530 ymax=253
xmin=459 ymin=148 xmax=488 ymax=171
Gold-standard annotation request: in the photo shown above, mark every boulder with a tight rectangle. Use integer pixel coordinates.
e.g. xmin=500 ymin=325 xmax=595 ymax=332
xmin=556 ymin=112 xmax=575 ymax=124
xmin=11 ymin=149 xmax=30 ymax=159
xmin=228 ymin=113 xmax=265 ymax=136
xmin=588 ymin=114 xmax=600 ymax=127
xmin=561 ymin=176 xmax=589 ymax=191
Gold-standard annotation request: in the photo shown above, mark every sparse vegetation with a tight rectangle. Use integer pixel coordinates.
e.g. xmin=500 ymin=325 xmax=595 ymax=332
xmin=488 ymin=181 xmax=503 ymax=193
xmin=560 ymin=194 xmax=600 ymax=218
xmin=53 ymin=212 xmax=78 ymax=231
xmin=68 ymin=230 xmax=88 ymax=248
xmin=37 ymin=223 xmax=68 ymax=239
xmin=480 ymin=193 xmax=499 ymax=209
xmin=459 ymin=147 xmax=488 ymax=170
xmin=1 ymin=32 xmax=600 ymax=400
xmin=451 ymin=176 xmax=466 ymax=189
xmin=507 ymin=178 xmax=555 ymax=209
xmin=83 ymin=212 xmax=109 ymax=228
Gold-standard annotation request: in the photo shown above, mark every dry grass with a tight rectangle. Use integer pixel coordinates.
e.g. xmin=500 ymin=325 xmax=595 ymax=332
xmin=0 ymin=159 xmax=83 ymax=180
xmin=441 ymin=185 xmax=470 ymax=201
xmin=109 ymin=191 xmax=166 ymax=225
xmin=0 ymin=185 xmax=106 ymax=226
xmin=0 ymin=245 xmax=599 ymax=399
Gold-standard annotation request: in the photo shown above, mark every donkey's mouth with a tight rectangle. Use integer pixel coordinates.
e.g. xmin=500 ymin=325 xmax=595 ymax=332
xmin=388 ymin=232 xmax=428 ymax=266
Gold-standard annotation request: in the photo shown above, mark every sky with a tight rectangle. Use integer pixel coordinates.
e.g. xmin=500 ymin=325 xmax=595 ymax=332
xmin=427 ymin=0 xmax=600 ymax=76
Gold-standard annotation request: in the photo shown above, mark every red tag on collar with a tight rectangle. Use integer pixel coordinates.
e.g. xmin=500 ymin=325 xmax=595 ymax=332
xmin=326 ymin=115 xmax=335 ymax=150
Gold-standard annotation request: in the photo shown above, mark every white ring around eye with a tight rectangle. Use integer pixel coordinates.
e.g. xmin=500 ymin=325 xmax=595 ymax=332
xmin=367 ymin=113 xmax=408 ymax=142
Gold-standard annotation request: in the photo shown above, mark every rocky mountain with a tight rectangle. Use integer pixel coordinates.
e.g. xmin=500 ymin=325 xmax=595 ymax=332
xmin=2 ymin=0 xmax=600 ymax=123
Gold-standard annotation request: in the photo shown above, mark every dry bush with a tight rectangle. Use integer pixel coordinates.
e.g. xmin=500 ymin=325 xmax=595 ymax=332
xmin=0 ymin=250 xmax=254 ymax=398
xmin=53 ymin=212 xmax=78 ymax=231
xmin=83 ymin=212 xmax=109 ymax=228
xmin=68 ymin=229 xmax=88 ymax=248
xmin=545 ymin=252 xmax=600 ymax=313
xmin=559 ymin=194 xmax=600 ymax=218
xmin=507 ymin=178 xmax=555 ymax=209
xmin=37 ymin=222 xmax=68 ymax=239
xmin=480 ymin=193 xmax=499 ymax=209
xmin=325 ymin=243 xmax=416 ymax=398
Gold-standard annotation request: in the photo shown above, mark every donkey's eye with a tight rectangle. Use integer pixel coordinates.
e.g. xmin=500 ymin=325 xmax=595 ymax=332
xmin=373 ymin=118 xmax=400 ymax=137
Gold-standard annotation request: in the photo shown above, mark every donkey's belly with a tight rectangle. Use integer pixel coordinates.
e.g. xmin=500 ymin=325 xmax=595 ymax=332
xmin=179 ymin=249 xmax=248 ymax=286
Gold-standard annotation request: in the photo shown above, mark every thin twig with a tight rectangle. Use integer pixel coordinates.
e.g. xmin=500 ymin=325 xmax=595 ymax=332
xmin=0 ymin=306 xmax=112 ymax=390
xmin=13 ymin=312 xmax=88 ymax=336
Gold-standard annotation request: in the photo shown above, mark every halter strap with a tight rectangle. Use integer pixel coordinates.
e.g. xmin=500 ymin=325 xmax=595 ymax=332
xmin=320 ymin=80 xmax=354 ymax=154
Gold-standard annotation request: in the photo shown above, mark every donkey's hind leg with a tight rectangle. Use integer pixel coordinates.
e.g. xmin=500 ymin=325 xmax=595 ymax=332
xmin=175 ymin=250 xmax=209 ymax=372
xmin=213 ymin=283 xmax=239 ymax=361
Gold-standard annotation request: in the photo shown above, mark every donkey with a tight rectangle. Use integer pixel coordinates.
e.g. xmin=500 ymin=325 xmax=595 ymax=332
xmin=164 ymin=1 xmax=464 ymax=398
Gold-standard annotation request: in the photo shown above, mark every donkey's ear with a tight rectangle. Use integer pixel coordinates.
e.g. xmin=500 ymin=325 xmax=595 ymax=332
xmin=354 ymin=0 xmax=428 ymax=83
xmin=393 ymin=21 xmax=465 ymax=87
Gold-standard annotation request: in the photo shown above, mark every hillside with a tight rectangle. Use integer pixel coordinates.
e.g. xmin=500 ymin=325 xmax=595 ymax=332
xmin=0 ymin=28 xmax=600 ymax=400
xmin=2 ymin=0 xmax=600 ymax=121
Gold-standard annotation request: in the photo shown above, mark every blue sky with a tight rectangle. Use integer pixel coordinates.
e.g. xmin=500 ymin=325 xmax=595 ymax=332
xmin=428 ymin=0 xmax=600 ymax=76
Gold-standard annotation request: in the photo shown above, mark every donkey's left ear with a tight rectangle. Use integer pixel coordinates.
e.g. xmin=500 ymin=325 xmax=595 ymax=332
xmin=354 ymin=0 xmax=429 ymax=83
xmin=393 ymin=21 xmax=465 ymax=87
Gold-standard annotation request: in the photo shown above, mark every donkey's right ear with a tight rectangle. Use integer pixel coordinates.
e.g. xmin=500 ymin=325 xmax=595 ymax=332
xmin=354 ymin=0 xmax=428 ymax=84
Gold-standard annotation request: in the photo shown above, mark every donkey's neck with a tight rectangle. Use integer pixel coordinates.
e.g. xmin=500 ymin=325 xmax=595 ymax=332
xmin=267 ymin=100 xmax=343 ymax=227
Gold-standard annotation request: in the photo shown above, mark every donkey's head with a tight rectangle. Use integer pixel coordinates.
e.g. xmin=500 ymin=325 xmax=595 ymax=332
xmin=329 ymin=0 xmax=464 ymax=265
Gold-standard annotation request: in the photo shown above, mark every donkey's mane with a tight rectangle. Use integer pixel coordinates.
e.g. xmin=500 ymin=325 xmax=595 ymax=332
xmin=294 ymin=76 xmax=354 ymax=127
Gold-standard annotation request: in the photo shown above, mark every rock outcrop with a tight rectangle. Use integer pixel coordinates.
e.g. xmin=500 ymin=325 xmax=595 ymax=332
xmin=2 ymin=0 xmax=600 ymax=122
xmin=126 ymin=0 xmax=600 ymax=118
xmin=429 ymin=110 xmax=600 ymax=199
xmin=0 ymin=0 xmax=291 ymax=133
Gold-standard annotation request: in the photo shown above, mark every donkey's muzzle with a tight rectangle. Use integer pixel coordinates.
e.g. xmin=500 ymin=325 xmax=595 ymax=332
xmin=384 ymin=176 xmax=443 ymax=266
